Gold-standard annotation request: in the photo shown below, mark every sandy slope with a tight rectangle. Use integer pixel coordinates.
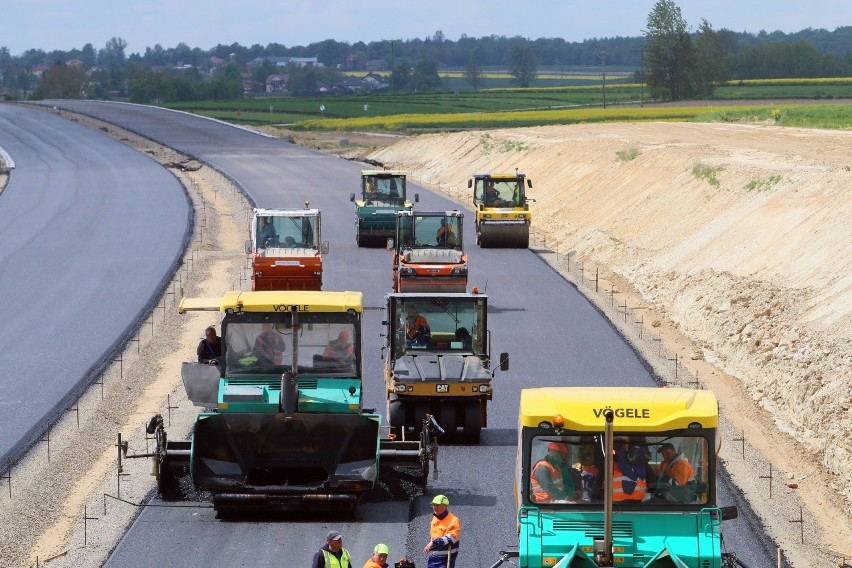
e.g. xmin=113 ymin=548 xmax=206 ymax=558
xmin=363 ymin=120 xmax=852 ymax=557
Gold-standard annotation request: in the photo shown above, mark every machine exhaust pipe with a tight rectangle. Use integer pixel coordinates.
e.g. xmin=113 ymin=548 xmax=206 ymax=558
xmin=595 ymin=409 xmax=614 ymax=566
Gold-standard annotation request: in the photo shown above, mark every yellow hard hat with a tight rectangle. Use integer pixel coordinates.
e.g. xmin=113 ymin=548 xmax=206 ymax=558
xmin=374 ymin=543 xmax=389 ymax=555
xmin=431 ymin=494 xmax=449 ymax=505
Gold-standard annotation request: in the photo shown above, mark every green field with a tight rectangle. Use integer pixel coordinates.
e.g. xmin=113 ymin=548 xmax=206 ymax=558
xmin=167 ymin=84 xmax=653 ymax=125
xmin=165 ymin=79 xmax=852 ymax=132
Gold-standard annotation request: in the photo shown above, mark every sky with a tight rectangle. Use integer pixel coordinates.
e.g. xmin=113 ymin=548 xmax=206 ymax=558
xmin=4 ymin=0 xmax=851 ymax=56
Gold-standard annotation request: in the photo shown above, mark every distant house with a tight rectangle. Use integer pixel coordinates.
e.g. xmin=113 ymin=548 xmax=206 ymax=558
xmin=289 ymin=57 xmax=321 ymax=68
xmin=66 ymin=59 xmax=84 ymax=68
xmin=264 ymin=73 xmax=288 ymax=93
xmin=337 ymin=76 xmax=365 ymax=94
xmin=363 ymin=73 xmax=389 ymax=91
xmin=247 ymin=56 xmax=323 ymax=69
xmin=209 ymin=56 xmax=226 ymax=67
xmin=242 ymin=80 xmax=264 ymax=94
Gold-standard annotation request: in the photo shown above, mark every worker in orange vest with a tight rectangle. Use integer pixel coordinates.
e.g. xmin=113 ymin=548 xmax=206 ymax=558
xmin=530 ymin=442 xmax=576 ymax=502
xmin=612 ymin=436 xmax=650 ymax=502
xmin=423 ymin=494 xmax=460 ymax=568
xmin=363 ymin=543 xmax=390 ymax=568
xmin=654 ymin=442 xmax=695 ymax=502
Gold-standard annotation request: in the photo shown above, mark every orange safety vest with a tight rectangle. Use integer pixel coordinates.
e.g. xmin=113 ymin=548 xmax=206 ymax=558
xmin=658 ymin=454 xmax=695 ymax=487
xmin=612 ymin=460 xmax=647 ymax=502
xmin=429 ymin=511 xmax=461 ymax=556
xmin=530 ymin=459 xmax=564 ymax=502
xmin=406 ymin=316 xmax=429 ymax=339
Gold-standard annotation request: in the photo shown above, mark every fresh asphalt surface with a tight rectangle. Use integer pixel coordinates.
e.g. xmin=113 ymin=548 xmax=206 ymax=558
xmin=0 ymin=104 xmax=190 ymax=469
xmin=41 ymin=101 xmax=780 ymax=567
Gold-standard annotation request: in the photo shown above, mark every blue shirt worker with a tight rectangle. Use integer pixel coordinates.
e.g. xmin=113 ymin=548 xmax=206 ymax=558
xmin=423 ymin=494 xmax=461 ymax=568
xmin=311 ymin=530 xmax=352 ymax=568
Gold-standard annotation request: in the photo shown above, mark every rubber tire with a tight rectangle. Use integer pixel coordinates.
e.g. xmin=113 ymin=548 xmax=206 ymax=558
xmin=462 ymin=399 xmax=482 ymax=444
xmin=389 ymin=399 xmax=406 ymax=438
xmin=439 ymin=401 xmax=458 ymax=442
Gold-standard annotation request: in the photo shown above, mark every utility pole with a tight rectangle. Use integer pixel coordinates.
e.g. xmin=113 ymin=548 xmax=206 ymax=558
xmin=600 ymin=51 xmax=607 ymax=109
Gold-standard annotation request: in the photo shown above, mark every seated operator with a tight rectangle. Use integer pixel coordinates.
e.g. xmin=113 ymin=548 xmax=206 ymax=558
xmin=322 ymin=330 xmax=355 ymax=361
xmin=530 ymin=442 xmax=579 ymax=503
xmin=257 ymin=216 xmax=278 ymax=247
xmin=404 ymin=306 xmax=431 ymax=347
xmin=436 ymin=218 xmax=457 ymax=247
xmin=484 ymin=181 xmax=507 ymax=207
xmin=253 ymin=322 xmax=286 ymax=367
xmin=654 ymin=443 xmax=695 ymax=503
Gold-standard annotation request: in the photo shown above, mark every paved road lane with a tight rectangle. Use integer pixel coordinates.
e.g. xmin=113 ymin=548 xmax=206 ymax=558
xmin=0 ymin=104 xmax=190 ymax=467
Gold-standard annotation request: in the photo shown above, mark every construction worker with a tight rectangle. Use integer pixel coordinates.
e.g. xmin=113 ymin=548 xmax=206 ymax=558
xmin=257 ymin=216 xmax=278 ymax=246
xmin=253 ymin=322 xmax=286 ymax=367
xmin=323 ymin=330 xmax=355 ymax=361
xmin=363 ymin=543 xmax=390 ymax=568
xmin=436 ymin=218 xmax=456 ymax=246
xmin=530 ymin=442 xmax=576 ymax=502
xmin=404 ymin=306 xmax=431 ymax=347
xmin=311 ymin=530 xmax=352 ymax=568
xmin=484 ymin=180 xmax=508 ymax=207
xmin=196 ymin=326 xmax=221 ymax=366
xmin=612 ymin=436 xmax=650 ymax=503
xmin=654 ymin=442 xmax=695 ymax=502
xmin=423 ymin=494 xmax=460 ymax=568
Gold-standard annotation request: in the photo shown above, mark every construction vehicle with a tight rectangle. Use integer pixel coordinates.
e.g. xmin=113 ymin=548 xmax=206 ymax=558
xmin=389 ymin=210 xmax=468 ymax=293
xmin=350 ymin=169 xmax=418 ymax=247
xmin=384 ymin=292 xmax=508 ymax=443
xmin=246 ymin=207 xmax=329 ymax=291
xmin=498 ymin=386 xmax=741 ymax=568
xmin=468 ymin=172 xmax=533 ymax=248
xmin=122 ymin=291 xmax=440 ymax=514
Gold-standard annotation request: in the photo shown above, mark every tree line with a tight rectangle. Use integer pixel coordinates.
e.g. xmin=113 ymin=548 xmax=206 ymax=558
xmin=1 ymin=1 xmax=850 ymax=102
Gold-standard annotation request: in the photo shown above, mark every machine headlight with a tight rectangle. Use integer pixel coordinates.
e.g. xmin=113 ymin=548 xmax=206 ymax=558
xmin=478 ymin=384 xmax=490 ymax=393
xmin=483 ymin=214 xmax=492 ymax=219
xmin=451 ymin=266 xmax=468 ymax=275
xmin=396 ymin=384 xmax=406 ymax=392
xmin=518 ymin=214 xmax=526 ymax=219
xmin=400 ymin=266 xmax=415 ymax=275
